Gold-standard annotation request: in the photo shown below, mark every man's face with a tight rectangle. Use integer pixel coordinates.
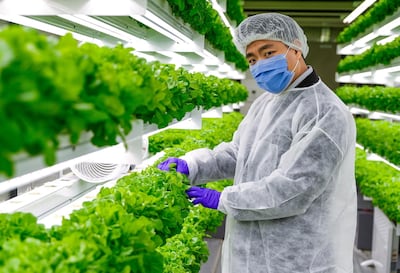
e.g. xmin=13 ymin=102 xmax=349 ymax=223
xmin=245 ymin=40 xmax=300 ymax=72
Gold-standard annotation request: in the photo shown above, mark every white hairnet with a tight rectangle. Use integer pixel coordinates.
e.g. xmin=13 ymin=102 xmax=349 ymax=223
xmin=234 ymin=13 xmax=309 ymax=58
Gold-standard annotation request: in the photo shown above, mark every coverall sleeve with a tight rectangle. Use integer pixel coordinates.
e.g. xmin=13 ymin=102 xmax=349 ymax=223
xmin=218 ymin=106 xmax=355 ymax=221
xmin=181 ymin=134 xmax=239 ymax=185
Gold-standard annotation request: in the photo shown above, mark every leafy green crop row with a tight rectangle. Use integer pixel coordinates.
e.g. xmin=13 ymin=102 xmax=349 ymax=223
xmin=336 ymin=85 xmax=400 ymax=224
xmin=0 ymin=26 xmax=248 ymax=177
xmin=149 ymin=112 xmax=242 ymax=272
xmin=356 ymin=118 xmax=400 ymax=166
xmin=158 ymin=179 xmax=231 ymax=273
xmin=149 ymin=112 xmax=243 ymax=155
xmin=165 ymin=0 xmax=248 ymax=71
xmin=336 ymin=0 xmax=400 ymax=44
xmin=335 ymin=85 xmax=400 ymax=113
xmin=0 ymin=112 xmax=242 ymax=272
xmin=0 ymin=168 xmax=189 ymax=273
xmin=226 ymin=0 xmax=246 ymax=25
xmin=337 ymin=36 xmax=400 ymax=73
xmin=356 ymin=148 xmax=400 ymax=223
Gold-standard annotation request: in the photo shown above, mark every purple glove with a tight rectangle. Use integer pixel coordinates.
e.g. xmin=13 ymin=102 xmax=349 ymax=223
xmin=186 ymin=186 xmax=221 ymax=209
xmin=157 ymin=157 xmax=189 ymax=176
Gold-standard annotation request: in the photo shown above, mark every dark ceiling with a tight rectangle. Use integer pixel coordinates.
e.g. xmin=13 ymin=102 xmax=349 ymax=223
xmin=242 ymin=0 xmax=362 ymax=43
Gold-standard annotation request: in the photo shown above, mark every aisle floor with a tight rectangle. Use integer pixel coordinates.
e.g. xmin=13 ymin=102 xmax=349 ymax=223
xmin=200 ymin=238 xmax=377 ymax=273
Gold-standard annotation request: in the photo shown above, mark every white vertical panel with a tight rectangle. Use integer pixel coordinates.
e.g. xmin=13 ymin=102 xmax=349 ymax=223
xmin=371 ymin=207 xmax=396 ymax=273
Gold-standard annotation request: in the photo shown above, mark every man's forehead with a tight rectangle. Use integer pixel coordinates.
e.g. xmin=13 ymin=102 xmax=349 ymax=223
xmin=246 ymin=40 xmax=285 ymax=53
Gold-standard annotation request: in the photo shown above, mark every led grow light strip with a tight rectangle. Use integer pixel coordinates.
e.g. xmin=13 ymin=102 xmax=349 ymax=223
xmin=58 ymin=14 xmax=147 ymax=45
xmin=0 ymin=15 xmax=104 ymax=46
xmin=343 ymin=0 xmax=377 ymax=24
xmin=131 ymin=10 xmax=193 ymax=44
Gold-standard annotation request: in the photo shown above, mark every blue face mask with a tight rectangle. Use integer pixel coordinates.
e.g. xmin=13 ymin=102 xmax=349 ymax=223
xmin=250 ymin=49 xmax=298 ymax=94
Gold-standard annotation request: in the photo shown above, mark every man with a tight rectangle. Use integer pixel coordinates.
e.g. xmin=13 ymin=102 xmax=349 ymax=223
xmin=158 ymin=13 xmax=357 ymax=273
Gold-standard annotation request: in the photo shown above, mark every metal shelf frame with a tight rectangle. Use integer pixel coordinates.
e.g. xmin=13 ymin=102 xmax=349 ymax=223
xmin=0 ymin=106 xmax=239 ymax=226
xmin=336 ymin=58 xmax=400 ymax=86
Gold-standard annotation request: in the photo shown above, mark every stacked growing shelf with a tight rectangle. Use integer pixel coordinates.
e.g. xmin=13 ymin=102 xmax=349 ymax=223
xmin=336 ymin=1 xmax=400 ymax=86
xmin=0 ymin=0 xmax=248 ymax=180
xmin=0 ymin=1 xmax=248 ymax=271
xmin=335 ymin=1 xmax=400 ymax=272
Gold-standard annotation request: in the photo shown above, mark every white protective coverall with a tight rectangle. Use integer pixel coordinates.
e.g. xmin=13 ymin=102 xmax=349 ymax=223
xmin=181 ymin=67 xmax=357 ymax=273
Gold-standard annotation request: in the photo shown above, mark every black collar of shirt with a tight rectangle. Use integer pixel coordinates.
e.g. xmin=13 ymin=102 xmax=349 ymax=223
xmin=295 ymin=69 xmax=319 ymax=88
